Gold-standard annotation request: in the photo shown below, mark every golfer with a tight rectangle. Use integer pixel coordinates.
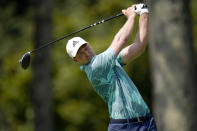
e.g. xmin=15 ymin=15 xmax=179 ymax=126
xmin=66 ymin=4 xmax=157 ymax=131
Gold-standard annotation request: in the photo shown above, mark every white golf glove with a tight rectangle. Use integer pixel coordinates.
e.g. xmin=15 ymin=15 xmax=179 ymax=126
xmin=135 ymin=3 xmax=149 ymax=15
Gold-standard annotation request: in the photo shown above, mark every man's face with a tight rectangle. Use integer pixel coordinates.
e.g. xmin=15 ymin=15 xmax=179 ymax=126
xmin=73 ymin=44 xmax=95 ymax=65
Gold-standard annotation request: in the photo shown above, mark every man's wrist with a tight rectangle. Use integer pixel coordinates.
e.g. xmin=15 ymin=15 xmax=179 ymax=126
xmin=139 ymin=13 xmax=149 ymax=23
xmin=128 ymin=13 xmax=136 ymax=20
xmin=140 ymin=13 xmax=149 ymax=17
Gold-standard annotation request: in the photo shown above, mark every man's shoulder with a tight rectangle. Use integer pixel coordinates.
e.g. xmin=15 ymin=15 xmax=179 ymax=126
xmin=82 ymin=48 xmax=118 ymax=72
xmin=96 ymin=48 xmax=116 ymax=59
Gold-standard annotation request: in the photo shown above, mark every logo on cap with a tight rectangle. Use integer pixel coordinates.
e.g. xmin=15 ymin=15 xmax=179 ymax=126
xmin=73 ymin=41 xmax=79 ymax=47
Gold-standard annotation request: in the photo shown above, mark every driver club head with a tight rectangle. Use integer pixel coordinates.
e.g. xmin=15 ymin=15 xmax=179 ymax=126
xmin=19 ymin=52 xmax=31 ymax=70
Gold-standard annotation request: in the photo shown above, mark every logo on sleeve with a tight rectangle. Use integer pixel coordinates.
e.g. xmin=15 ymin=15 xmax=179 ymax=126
xmin=73 ymin=41 xmax=79 ymax=47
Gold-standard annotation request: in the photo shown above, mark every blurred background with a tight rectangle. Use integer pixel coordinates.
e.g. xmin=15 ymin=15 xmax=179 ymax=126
xmin=0 ymin=0 xmax=196 ymax=131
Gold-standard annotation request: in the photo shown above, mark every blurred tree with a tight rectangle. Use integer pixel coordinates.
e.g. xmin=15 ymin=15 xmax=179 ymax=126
xmin=149 ymin=0 xmax=197 ymax=130
xmin=0 ymin=0 xmax=34 ymax=130
xmin=31 ymin=0 xmax=53 ymax=130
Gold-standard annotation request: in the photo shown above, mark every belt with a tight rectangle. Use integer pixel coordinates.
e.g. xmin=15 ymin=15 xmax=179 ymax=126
xmin=110 ymin=114 xmax=152 ymax=124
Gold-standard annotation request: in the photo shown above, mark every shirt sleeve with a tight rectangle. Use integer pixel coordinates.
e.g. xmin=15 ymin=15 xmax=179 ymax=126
xmin=117 ymin=51 xmax=126 ymax=67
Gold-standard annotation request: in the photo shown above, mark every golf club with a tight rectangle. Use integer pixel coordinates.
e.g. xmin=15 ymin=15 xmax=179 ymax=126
xmin=19 ymin=13 xmax=124 ymax=69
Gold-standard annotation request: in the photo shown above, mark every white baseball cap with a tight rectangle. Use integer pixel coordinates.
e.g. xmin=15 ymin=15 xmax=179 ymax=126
xmin=66 ymin=37 xmax=88 ymax=58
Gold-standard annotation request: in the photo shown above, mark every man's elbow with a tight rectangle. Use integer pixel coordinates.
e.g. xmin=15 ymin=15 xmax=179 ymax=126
xmin=136 ymin=38 xmax=147 ymax=51
xmin=136 ymin=40 xmax=147 ymax=54
xmin=139 ymin=44 xmax=147 ymax=54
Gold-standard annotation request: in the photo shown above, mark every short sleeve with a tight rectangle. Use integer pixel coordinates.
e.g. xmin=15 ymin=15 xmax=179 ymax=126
xmin=117 ymin=51 xmax=126 ymax=67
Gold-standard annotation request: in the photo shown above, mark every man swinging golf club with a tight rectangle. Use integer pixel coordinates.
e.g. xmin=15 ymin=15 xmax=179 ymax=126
xmin=66 ymin=4 xmax=157 ymax=131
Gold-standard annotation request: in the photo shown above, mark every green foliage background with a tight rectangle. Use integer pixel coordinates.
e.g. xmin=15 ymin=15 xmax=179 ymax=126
xmin=0 ymin=0 xmax=196 ymax=130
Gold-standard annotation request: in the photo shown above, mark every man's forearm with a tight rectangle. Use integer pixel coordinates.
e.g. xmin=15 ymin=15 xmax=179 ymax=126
xmin=115 ymin=16 xmax=136 ymax=43
xmin=110 ymin=15 xmax=136 ymax=56
xmin=118 ymin=6 xmax=149 ymax=64
xmin=137 ymin=13 xmax=149 ymax=46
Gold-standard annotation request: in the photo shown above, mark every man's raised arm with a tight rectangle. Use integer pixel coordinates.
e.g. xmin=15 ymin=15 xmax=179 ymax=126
xmin=109 ymin=5 xmax=137 ymax=56
xmin=120 ymin=5 xmax=149 ymax=64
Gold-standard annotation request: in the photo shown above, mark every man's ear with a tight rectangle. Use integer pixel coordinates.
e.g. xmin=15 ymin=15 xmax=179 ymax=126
xmin=73 ymin=57 xmax=78 ymax=63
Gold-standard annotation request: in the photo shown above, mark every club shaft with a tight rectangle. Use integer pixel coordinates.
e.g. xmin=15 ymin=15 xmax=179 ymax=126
xmin=30 ymin=13 xmax=123 ymax=54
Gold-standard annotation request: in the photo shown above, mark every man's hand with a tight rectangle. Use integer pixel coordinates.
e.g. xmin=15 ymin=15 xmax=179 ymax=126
xmin=135 ymin=3 xmax=149 ymax=15
xmin=122 ymin=5 xmax=136 ymax=19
